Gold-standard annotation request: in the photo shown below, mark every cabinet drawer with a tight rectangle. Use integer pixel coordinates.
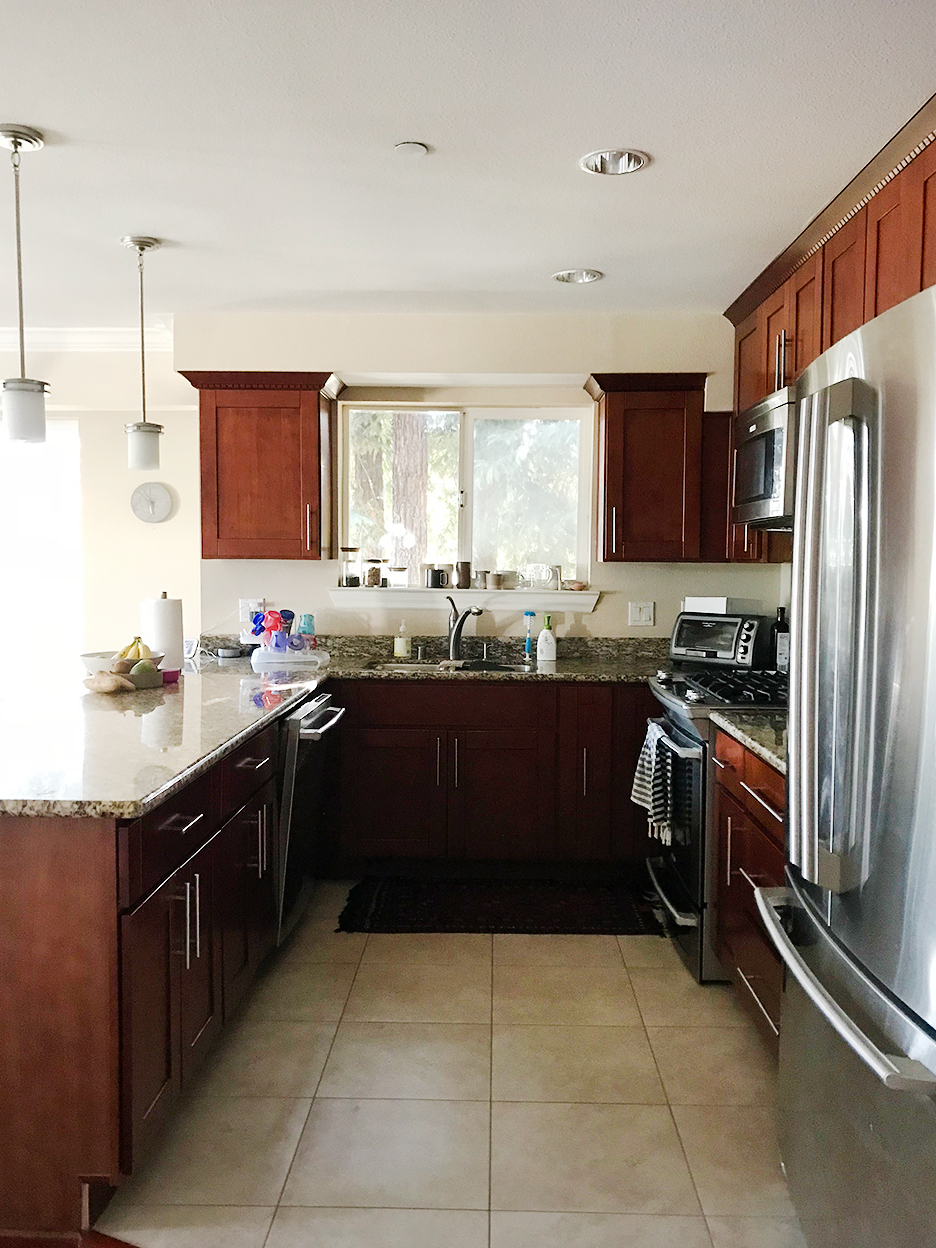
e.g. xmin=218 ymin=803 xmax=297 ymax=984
xmin=732 ymin=920 xmax=783 ymax=1038
xmin=122 ymin=768 xmax=221 ymax=909
xmin=335 ymin=680 xmax=557 ymax=730
xmin=740 ymin=753 xmax=786 ymax=846
xmin=222 ymin=726 xmax=278 ymax=816
xmin=736 ymin=819 xmax=786 ymax=921
xmin=713 ymin=731 xmax=745 ymax=798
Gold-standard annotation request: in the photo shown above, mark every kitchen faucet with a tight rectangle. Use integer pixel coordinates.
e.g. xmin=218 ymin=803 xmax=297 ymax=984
xmin=446 ymin=595 xmax=483 ymax=659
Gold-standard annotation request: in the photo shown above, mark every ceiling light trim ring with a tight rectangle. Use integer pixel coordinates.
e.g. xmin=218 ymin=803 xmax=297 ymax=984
xmin=552 ymin=269 xmax=604 ymax=284
xmin=579 ymin=149 xmax=649 ymax=176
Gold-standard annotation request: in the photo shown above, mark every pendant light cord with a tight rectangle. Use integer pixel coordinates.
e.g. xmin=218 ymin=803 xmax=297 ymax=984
xmin=137 ymin=245 xmax=147 ymax=421
xmin=11 ymin=141 xmax=25 ymax=380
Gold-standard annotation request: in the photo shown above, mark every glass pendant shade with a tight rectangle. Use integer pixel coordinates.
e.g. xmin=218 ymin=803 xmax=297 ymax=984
xmin=2 ymin=378 xmax=47 ymax=442
xmin=125 ymin=420 xmax=163 ymax=470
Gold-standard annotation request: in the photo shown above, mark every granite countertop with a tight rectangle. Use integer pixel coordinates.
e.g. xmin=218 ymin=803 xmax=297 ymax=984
xmin=325 ymin=655 xmax=667 ymax=683
xmin=0 ymin=643 xmax=667 ymax=819
xmin=0 ymin=659 xmax=324 ymax=820
xmin=709 ymin=710 xmax=788 ymax=774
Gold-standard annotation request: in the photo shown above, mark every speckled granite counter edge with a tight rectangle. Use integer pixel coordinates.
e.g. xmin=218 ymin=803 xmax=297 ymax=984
xmin=0 ymin=680 xmax=321 ymax=822
xmin=709 ymin=710 xmax=787 ymax=775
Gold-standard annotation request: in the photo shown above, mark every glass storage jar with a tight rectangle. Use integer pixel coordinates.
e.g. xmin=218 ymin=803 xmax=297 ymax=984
xmin=364 ymin=558 xmax=383 ymax=587
xmin=339 ymin=547 xmax=361 ymax=587
xmin=388 ymin=566 xmax=408 ymax=588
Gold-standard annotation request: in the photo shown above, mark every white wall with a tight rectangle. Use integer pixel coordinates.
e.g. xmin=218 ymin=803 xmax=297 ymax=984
xmin=201 ymin=558 xmax=782 ymax=641
xmin=173 ymin=309 xmax=737 ymax=410
xmin=0 ymin=345 xmax=201 ymax=649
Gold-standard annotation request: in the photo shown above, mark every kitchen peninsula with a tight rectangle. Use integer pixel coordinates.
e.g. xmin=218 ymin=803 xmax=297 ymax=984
xmin=0 ymin=644 xmax=666 ymax=1244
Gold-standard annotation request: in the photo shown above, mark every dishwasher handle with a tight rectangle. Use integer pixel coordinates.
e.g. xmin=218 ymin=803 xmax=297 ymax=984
xmin=755 ymin=887 xmax=936 ymax=1093
xmin=299 ymin=705 xmax=346 ymax=740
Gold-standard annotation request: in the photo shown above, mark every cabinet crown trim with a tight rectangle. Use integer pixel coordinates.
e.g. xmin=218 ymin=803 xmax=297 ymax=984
xmin=181 ymin=370 xmax=333 ymax=391
xmin=585 ymin=372 xmax=707 ymax=399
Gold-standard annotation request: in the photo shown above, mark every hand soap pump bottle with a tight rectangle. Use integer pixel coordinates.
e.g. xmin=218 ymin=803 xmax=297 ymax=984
xmin=394 ymin=619 xmax=412 ymax=658
xmin=536 ymin=612 xmax=557 ymax=662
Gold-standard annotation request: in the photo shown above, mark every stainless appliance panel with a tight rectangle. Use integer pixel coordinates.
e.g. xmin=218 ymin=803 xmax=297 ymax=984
xmin=793 ymin=288 xmax=936 ymax=1037
xmin=767 ymin=877 xmax=936 ymax=1248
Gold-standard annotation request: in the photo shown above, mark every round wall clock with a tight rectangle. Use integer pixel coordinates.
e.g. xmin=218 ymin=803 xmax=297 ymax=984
xmin=130 ymin=481 xmax=172 ymax=523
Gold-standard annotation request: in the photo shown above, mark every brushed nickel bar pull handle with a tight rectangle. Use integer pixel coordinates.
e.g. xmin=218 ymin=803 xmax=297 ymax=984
xmin=712 ymin=756 xmax=726 ymax=769
xmin=257 ymin=811 xmax=264 ymax=880
xmin=779 ymin=329 xmax=787 ymax=387
xmin=184 ymin=881 xmax=192 ymax=971
xmin=611 ymin=506 xmax=617 ymax=555
xmin=738 ymin=866 xmax=762 ymax=890
xmin=236 ymin=756 xmax=271 ymax=770
xmin=737 ymin=966 xmax=779 ymax=1036
xmin=774 ymin=332 xmax=782 ymax=392
xmin=743 ymin=524 xmax=749 ymax=552
xmin=740 ymin=780 xmax=784 ymax=824
xmin=161 ymin=811 xmax=204 ymax=835
xmin=583 ymin=747 xmax=588 ymax=798
xmin=306 ymin=503 xmax=312 ymax=551
xmin=454 ymin=737 xmax=459 ymax=789
xmin=262 ymin=805 xmax=268 ymax=873
xmin=436 ymin=737 xmax=441 ymax=787
xmin=193 ymin=872 xmax=201 ymax=958
xmin=726 ymin=816 xmax=733 ymax=888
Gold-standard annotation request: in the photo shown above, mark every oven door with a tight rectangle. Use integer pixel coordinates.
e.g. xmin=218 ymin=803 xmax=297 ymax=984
xmin=732 ymin=389 xmax=796 ymax=527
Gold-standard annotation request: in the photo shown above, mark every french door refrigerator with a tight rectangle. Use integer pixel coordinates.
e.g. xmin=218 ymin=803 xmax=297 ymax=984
xmin=755 ymin=286 xmax=936 ymax=1248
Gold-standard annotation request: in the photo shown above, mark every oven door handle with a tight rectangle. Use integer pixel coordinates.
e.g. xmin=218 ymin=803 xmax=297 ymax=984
xmin=648 ymin=717 xmax=703 ymax=761
xmin=647 ymin=857 xmax=698 ymax=928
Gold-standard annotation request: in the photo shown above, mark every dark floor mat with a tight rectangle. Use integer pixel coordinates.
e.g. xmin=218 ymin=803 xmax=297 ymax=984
xmin=336 ymin=875 xmax=664 ymax=936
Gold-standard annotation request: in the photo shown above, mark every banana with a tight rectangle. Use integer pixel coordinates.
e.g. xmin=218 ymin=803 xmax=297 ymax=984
xmin=137 ymin=641 xmax=152 ymax=659
xmin=112 ymin=635 xmax=145 ymax=662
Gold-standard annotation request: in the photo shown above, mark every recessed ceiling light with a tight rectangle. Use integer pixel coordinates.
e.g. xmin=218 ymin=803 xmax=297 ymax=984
xmin=553 ymin=269 xmax=603 ymax=284
xmin=579 ymin=149 xmax=648 ymax=175
xmin=394 ymin=141 xmax=429 ymax=157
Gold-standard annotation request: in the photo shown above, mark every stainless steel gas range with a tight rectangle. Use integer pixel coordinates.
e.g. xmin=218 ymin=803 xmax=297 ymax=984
xmin=644 ymin=617 xmax=787 ymax=982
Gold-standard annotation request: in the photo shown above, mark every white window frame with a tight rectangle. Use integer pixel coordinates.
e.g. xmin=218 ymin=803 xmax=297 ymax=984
xmin=340 ymin=402 xmax=593 ymax=581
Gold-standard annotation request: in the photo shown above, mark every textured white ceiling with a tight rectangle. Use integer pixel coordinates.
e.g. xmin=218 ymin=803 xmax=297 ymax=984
xmin=0 ymin=0 xmax=933 ymax=326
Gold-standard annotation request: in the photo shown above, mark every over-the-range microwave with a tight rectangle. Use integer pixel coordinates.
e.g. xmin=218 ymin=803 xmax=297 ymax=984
xmin=731 ymin=387 xmax=797 ymax=528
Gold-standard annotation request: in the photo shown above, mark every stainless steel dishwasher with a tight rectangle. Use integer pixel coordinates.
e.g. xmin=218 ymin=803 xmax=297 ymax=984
xmin=277 ymin=690 xmax=345 ymax=943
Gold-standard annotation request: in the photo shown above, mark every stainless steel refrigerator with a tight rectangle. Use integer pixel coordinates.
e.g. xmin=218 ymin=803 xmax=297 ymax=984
xmin=755 ymin=286 xmax=936 ymax=1248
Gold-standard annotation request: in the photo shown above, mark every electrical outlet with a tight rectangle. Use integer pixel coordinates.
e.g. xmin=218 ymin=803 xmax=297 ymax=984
xmin=628 ymin=600 xmax=655 ymax=626
xmin=239 ymin=598 xmax=265 ymax=623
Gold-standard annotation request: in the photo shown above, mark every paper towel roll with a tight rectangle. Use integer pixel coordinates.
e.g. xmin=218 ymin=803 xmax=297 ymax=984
xmin=141 ymin=593 xmax=184 ymax=674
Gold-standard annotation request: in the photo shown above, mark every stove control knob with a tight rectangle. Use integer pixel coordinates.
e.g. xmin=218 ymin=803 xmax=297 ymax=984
xmin=655 ymin=670 xmax=673 ymax=685
xmin=684 ymin=689 xmax=705 ymax=703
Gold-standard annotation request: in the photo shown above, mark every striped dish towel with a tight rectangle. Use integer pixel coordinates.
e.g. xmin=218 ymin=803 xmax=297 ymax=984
xmin=630 ymin=721 xmax=673 ymax=845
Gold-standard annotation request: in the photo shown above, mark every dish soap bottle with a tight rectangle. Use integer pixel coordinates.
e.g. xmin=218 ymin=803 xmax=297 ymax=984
xmin=536 ymin=612 xmax=557 ymax=662
xmin=772 ymin=607 xmax=790 ymax=673
xmin=394 ymin=619 xmax=412 ymax=658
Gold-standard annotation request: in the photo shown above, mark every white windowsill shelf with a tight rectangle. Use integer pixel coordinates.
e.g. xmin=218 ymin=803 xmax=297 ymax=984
xmin=327 ymin=588 xmax=600 ymax=613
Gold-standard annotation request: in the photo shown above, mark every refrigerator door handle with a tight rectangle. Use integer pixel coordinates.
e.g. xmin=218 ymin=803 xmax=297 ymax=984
xmin=756 ymin=887 xmax=936 ymax=1092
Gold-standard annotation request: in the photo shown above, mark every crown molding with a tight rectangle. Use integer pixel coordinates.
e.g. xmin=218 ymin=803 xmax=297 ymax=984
xmin=0 ymin=325 xmax=173 ymax=352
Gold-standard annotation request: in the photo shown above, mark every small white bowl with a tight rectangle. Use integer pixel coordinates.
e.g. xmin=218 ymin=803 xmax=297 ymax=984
xmin=81 ymin=650 xmax=166 ymax=674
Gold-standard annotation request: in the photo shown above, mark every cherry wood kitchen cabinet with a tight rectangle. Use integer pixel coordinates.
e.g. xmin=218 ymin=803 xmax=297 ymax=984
xmin=915 ymin=142 xmax=936 ymax=291
xmin=712 ymin=730 xmax=786 ymax=1050
xmin=589 ymin=374 xmax=706 ymax=562
xmin=558 ymin=684 xmax=614 ymax=860
xmin=822 ymin=206 xmax=869 ymax=350
xmin=217 ymin=781 xmax=278 ymax=1019
xmin=185 ymin=370 xmax=337 ymax=560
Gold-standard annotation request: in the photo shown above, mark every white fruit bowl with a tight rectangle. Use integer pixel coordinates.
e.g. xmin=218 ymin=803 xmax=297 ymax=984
xmin=81 ymin=650 xmax=166 ymax=674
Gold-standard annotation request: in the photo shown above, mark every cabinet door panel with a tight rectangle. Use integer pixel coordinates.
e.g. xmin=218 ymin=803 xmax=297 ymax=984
xmin=699 ymin=411 xmax=731 ymax=562
xmin=912 ymin=144 xmax=936 ymax=292
xmin=558 ymin=686 xmax=613 ymax=860
xmin=761 ymin=287 xmax=788 ymax=395
xmin=218 ymin=805 xmax=256 ymax=1019
xmin=864 ymin=174 xmax=922 ymax=320
xmin=822 ymin=207 xmax=868 ymax=349
xmin=787 ymin=252 xmax=823 ymax=380
xmin=714 ymin=787 xmax=747 ymax=965
xmin=250 ymin=791 xmax=278 ymax=970
xmin=179 ymin=835 xmax=223 ymax=1083
xmin=201 ymin=388 xmax=321 ymax=559
xmin=120 ymin=873 xmax=181 ymax=1171
xmin=617 ymin=390 xmax=703 ymax=561
xmin=448 ymin=729 xmax=556 ymax=860
xmin=734 ymin=311 xmax=763 ymax=412
xmin=339 ymin=728 xmax=447 ymax=858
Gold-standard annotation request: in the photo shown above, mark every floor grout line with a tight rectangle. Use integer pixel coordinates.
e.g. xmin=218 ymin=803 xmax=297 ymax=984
xmin=259 ymin=897 xmax=371 ymax=1246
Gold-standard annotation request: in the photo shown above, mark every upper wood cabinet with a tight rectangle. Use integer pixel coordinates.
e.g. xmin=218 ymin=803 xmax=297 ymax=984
xmin=822 ymin=206 xmax=868 ymax=351
xmin=733 ymin=252 xmax=823 ymax=414
xmin=183 ymin=371 xmax=337 ymax=560
xmin=590 ymin=374 xmax=705 ymax=562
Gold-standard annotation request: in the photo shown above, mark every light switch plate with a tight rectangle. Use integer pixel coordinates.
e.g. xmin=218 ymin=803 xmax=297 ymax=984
xmin=628 ymin=600 xmax=655 ymax=626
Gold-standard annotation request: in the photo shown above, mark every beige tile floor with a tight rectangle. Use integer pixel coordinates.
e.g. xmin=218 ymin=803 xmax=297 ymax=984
xmin=97 ymin=880 xmax=807 ymax=1248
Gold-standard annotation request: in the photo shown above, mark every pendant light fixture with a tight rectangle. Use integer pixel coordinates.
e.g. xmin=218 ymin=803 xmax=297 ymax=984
xmin=121 ymin=235 xmax=163 ymax=470
xmin=0 ymin=125 xmax=48 ymax=443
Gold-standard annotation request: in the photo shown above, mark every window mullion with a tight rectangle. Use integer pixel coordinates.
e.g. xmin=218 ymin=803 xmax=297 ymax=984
xmin=457 ymin=410 xmax=472 ymax=563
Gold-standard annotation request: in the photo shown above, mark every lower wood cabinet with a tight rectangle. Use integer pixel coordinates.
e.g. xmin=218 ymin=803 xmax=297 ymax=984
xmin=121 ymin=827 xmax=223 ymax=1171
xmin=713 ymin=734 xmax=786 ymax=1050
xmin=330 ymin=678 xmax=655 ymax=866
xmin=217 ymin=782 xmax=278 ymax=1019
